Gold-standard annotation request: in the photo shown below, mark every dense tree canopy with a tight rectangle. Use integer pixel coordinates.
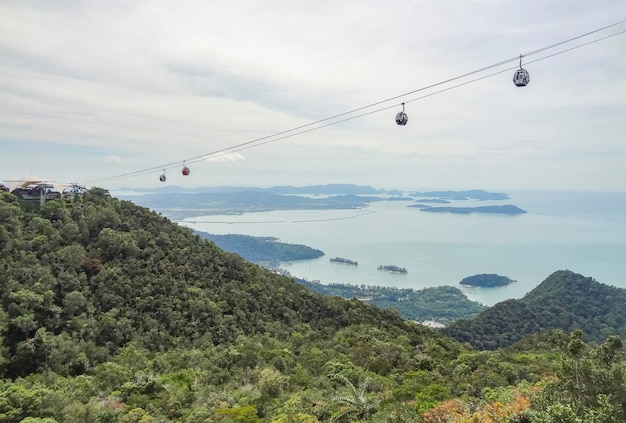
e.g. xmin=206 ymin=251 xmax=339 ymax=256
xmin=1 ymin=190 xmax=624 ymax=422
xmin=196 ymin=233 xmax=324 ymax=264
xmin=443 ymin=270 xmax=626 ymax=350
xmin=0 ymin=190 xmax=444 ymax=378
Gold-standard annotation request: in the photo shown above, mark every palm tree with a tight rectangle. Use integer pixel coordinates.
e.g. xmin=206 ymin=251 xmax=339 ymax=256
xmin=330 ymin=374 xmax=381 ymax=422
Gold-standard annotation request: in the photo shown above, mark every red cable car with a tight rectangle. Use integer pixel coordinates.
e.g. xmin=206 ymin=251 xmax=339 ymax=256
xmin=182 ymin=161 xmax=190 ymax=176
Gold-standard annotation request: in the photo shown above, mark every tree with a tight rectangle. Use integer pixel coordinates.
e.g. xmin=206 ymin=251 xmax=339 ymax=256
xmin=121 ymin=407 xmax=154 ymax=423
xmin=329 ymin=374 xmax=382 ymax=422
xmin=0 ymin=381 xmax=53 ymax=423
xmin=270 ymin=394 xmax=320 ymax=423
xmin=216 ymin=405 xmax=261 ymax=423
xmin=95 ymin=228 xmax=137 ymax=261
xmin=526 ymin=333 xmax=626 ymax=422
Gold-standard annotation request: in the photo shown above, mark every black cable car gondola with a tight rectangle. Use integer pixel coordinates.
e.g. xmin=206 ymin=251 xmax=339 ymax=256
xmin=159 ymin=170 xmax=166 ymax=182
xmin=513 ymin=54 xmax=530 ymax=87
xmin=182 ymin=161 xmax=190 ymax=176
xmin=395 ymin=102 xmax=408 ymax=126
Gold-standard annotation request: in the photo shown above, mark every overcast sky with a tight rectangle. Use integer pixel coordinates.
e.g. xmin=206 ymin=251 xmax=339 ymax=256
xmin=1 ymin=1 xmax=625 ymax=192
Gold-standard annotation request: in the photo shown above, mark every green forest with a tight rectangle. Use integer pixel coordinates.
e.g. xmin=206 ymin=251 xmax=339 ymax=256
xmin=459 ymin=274 xmax=514 ymax=288
xmin=294 ymin=281 xmax=486 ymax=324
xmin=444 ymin=270 xmax=626 ymax=350
xmin=195 ymin=233 xmax=324 ymax=266
xmin=1 ymin=189 xmax=625 ymax=422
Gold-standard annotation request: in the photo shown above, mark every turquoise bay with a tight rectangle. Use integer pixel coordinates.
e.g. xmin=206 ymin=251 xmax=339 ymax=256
xmin=180 ymin=190 xmax=626 ymax=306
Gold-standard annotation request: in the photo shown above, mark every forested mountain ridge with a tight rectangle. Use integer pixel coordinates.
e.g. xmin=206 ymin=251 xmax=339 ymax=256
xmin=0 ymin=189 xmax=444 ymax=379
xmin=1 ymin=190 xmax=625 ymax=422
xmin=442 ymin=270 xmax=626 ymax=350
xmin=196 ymin=232 xmax=324 ymax=265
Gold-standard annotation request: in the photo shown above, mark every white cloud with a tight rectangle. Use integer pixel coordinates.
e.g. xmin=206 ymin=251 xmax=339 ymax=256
xmin=204 ymin=152 xmax=246 ymax=163
xmin=104 ymin=155 xmax=123 ymax=164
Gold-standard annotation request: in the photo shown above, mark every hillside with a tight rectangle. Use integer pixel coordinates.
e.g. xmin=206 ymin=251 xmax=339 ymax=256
xmin=442 ymin=270 xmax=626 ymax=350
xmin=0 ymin=189 xmax=443 ymax=378
xmin=196 ymin=232 xmax=324 ymax=265
xmin=1 ymin=190 xmax=624 ymax=422
xmin=0 ymin=188 xmax=458 ymax=421
xmin=295 ymin=280 xmax=487 ymax=325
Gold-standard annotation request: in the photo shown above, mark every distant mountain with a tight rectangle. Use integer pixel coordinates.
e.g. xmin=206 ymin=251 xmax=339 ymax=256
xmin=114 ymin=186 xmax=520 ymax=220
xmin=117 ymin=186 xmax=507 ymax=199
xmin=265 ymin=184 xmax=384 ymax=195
xmin=118 ymin=191 xmax=385 ymax=219
xmin=442 ymin=270 xmax=626 ymax=349
xmin=412 ymin=190 xmax=510 ymax=200
xmin=117 ymin=184 xmax=386 ymax=195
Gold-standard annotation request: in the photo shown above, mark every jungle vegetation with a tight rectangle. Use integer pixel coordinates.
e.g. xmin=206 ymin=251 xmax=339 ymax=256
xmin=294 ymin=281 xmax=486 ymax=325
xmin=195 ymin=233 xmax=324 ymax=265
xmin=459 ymin=273 xmax=515 ymax=287
xmin=0 ymin=189 xmax=624 ymax=422
xmin=443 ymin=270 xmax=626 ymax=350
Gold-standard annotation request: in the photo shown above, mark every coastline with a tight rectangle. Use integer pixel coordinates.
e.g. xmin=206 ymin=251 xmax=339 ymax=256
xmin=177 ymin=190 xmax=626 ymax=306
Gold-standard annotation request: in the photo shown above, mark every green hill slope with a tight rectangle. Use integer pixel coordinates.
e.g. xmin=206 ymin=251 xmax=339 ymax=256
xmin=2 ymin=190 xmax=624 ymax=422
xmin=196 ymin=232 xmax=324 ymax=264
xmin=442 ymin=270 xmax=626 ymax=350
xmin=0 ymin=189 xmax=444 ymax=379
xmin=295 ymin=280 xmax=486 ymax=324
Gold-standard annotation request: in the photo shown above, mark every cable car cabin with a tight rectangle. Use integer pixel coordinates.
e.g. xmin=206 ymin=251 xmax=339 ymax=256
xmin=395 ymin=112 xmax=408 ymax=126
xmin=159 ymin=173 xmax=166 ymax=182
xmin=513 ymin=68 xmax=530 ymax=87
xmin=182 ymin=165 xmax=190 ymax=176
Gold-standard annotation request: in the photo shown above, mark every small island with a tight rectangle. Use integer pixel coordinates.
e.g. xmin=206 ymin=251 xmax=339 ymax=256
xmin=330 ymin=257 xmax=358 ymax=265
xmin=415 ymin=205 xmax=527 ymax=215
xmin=460 ymin=273 xmax=516 ymax=287
xmin=378 ymin=265 xmax=408 ymax=274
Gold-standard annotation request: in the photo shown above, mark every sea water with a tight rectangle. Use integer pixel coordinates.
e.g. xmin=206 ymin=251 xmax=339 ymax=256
xmin=180 ymin=190 xmax=626 ymax=306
